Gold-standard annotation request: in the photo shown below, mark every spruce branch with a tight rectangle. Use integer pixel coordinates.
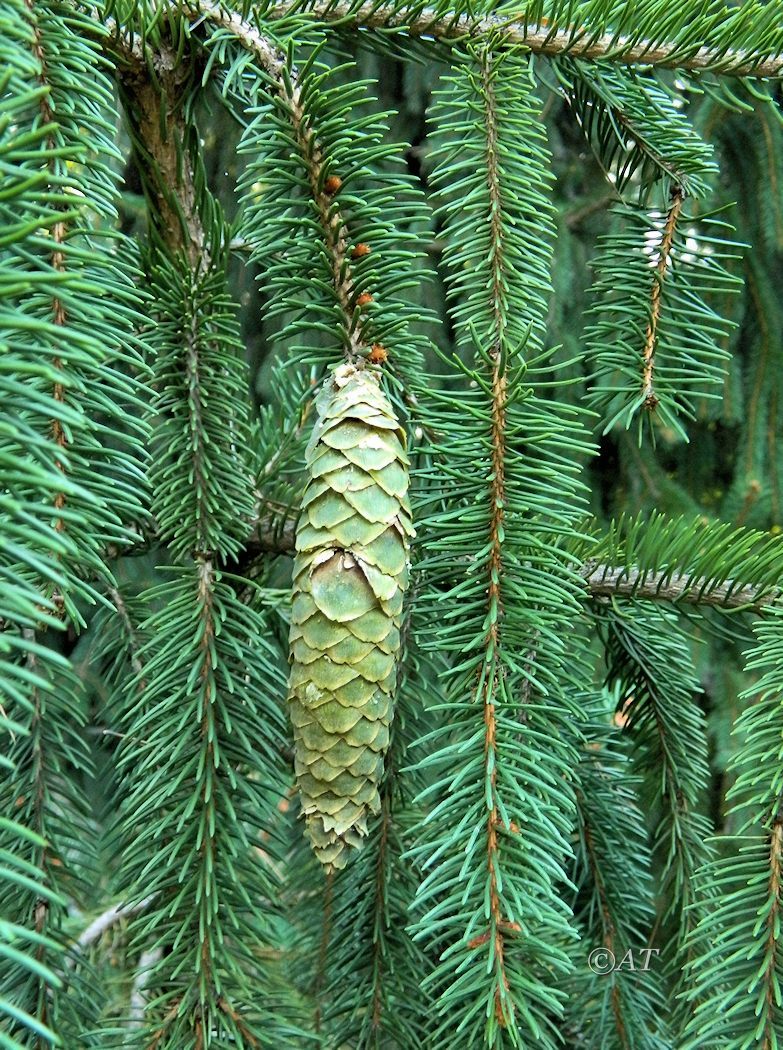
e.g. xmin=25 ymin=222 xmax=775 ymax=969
xmin=763 ymin=813 xmax=783 ymax=1049
xmin=585 ymin=513 xmax=783 ymax=613
xmin=566 ymin=726 xmax=669 ymax=1045
xmin=557 ymin=63 xmax=717 ymax=200
xmin=578 ymin=801 xmax=627 ymax=1046
xmin=173 ymin=0 xmax=783 ymax=79
xmin=682 ymin=606 xmax=783 ymax=1047
xmin=409 ymin=47 xmax=589 ymax=1047
xmin=641 ymin=186 xmax=684 ymax=411
xmin=113 ymin=35 xmax=292 ymax=1049
xmin=242 ymin=508 xmax=778 ymax=610
xmin=596 ymin=600 xmax=715 ymax=1040
xmin=118 ymin=46 xmax=205 ymax=266
xmin=193 ymin=556 xmax=219 ymax=1001
xmin=120 ymin=32 xmax=254 ymax=561
xmin=201 ymin=2 xmax=374 ymax=362
xmin=25 ymin=0 xmax=69 ymax=548
xmin=581 ymin=562 xmax=775 ymax=611
xmin=476 ymin=44 xmax=514 ymax=1027
xmin=14 ymin=30 xmax=90 ymax=1004
xmin=586 ymin=201 xmax=740 ymax=438
xmin=109 ymin=504 xmax=779 ymax=614
xmin=0 ymin=0 xmax=149 ymax=1039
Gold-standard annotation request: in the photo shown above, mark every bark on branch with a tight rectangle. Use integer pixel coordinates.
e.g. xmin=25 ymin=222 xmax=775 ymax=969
xmin=249 ymin=513 xmax=776 ymax=611
xmin=192 ymin=1 xmax=783 ymax=79
xmin=581 ymin=562 xmax=776 ymax=611
xmin=99 ymin=2 xmax=783 ymax=83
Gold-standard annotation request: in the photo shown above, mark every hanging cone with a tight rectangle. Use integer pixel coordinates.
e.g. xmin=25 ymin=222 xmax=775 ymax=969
xmin=288 ymin=363 xmax=412 ymax=870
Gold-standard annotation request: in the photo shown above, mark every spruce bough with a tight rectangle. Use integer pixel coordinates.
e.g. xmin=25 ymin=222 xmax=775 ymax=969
xmin=6 ymin=0 xmax=783 ymax=1044
xmin=288 ymin=363 xmax=412 ymax=870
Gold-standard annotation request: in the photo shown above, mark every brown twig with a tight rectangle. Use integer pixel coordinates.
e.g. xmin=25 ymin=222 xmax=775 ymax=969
xmin=477 ymin=46 xmax=514 ymax=1029
xmin=763 ymin=814 xmax=783 ymax=1050
xmin=96 ymin=1 xmax=783 ymax=81
xmin=195 ymin=1 xmax=783 ymax=79
xmin=197 ymin=2 xmax=373 ymax=363
xmin=641 ymin=186 xmax=684 ymax=411
xmin=582 ymin=562 xmax=775 ymax=612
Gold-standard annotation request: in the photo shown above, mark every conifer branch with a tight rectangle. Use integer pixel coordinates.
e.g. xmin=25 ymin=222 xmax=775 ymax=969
xmin=198 ymin=3 xmax=374 ymax=361
xmin=579 ymin=807 xmax=629 ymax=1048
xmin=116 ymin=41 xmax=279 ymax=1047
xmin=177 ymin=0 xmax=783 ymax=79
xmin=597 ymin=601 xmax=714 ymax=1036
xmin=764 ymin=813 xmax=783 ymax=1050
xmin=587 ymin=200 xmax=739 ymax=437
xmin=107 ymin=586 xmax=146 ymax=682
xmin=193 ymin=556 xmax=219 ymax=1008
xmin=12 ymin=9 xmax=77 ymax=1035
xmin=641 ymin=186 xmax=684 ymax=411
xmin=569 ymin=735 xmax=668 ymax=1043
xmin=582 ymin=562 xmax=775 ymax=611
xmin=119 ymin=49 xmax=204 ymax=266
xmin=478 ymin=44 xmax=514 ymax=1028
xmin=278 ymin=87 xmax=364 ymax=362
xmin=242 ymin=512 xmax=777 ymax=610
xmin=682 ymin=607 xmax=783 ymax=1047
xmin=73 ymin=897 xmax=154 ymax=952
xmin=26 ymin=0 xmax=69 ymax=543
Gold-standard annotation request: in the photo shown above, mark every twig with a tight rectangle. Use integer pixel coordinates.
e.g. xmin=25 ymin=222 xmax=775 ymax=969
xmin=581 ymin=562 xmax=775 ymax=612
xmin=97 ymin=2 xmax=783 ymax=80
xmin=641 ymin=186 xmax=684 ymax=411
xmin=195 ymin=1 xmax=783 ymax=80
xmin=108 ymin=585 xmax=146 ymax=682
xmin=74 ymin=896 xmax=154 ymax=952
xmin=243 ymin=512 xmax=777 ymax=611
xmin=130 ymin=947 xmax=163 ymax=1029
xmin=197 ymin=2 xmax=373 ymax=362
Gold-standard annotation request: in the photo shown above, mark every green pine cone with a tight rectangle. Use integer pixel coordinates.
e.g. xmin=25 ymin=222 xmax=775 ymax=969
xmin=288 ymin=363 xmax=412 ymax=870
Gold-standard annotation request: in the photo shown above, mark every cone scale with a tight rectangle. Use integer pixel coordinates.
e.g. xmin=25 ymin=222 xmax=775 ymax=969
xmin=288 ymin=363 xmax=412 ymax=870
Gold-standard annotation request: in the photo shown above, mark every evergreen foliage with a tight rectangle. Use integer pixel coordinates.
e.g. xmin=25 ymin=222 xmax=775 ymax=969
xmin=3 ymin=0 xmax=783 ymax=1046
